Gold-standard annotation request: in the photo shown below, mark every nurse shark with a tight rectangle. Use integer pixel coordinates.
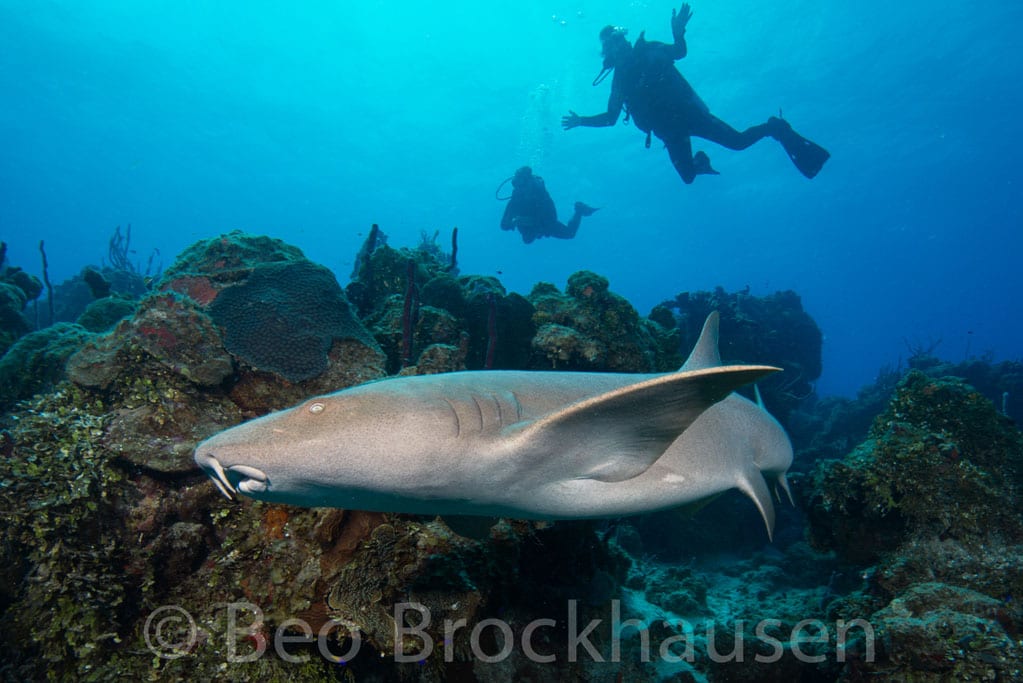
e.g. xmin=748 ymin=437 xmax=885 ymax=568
xmin=195 ymin=312 xmax=793 ymax=536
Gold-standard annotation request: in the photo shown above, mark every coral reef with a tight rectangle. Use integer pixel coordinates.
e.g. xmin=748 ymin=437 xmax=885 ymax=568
xmin=348 ymin=241 xmax=677 ymax=376
xmin=348 ymin=238 xmax=535 ymax=374
xmin=0 ymin=235 xmax=389 ymax=679
xmin=208 ymin=260 xmax=376 ymax=382
xmin=68 ymin=292 xmax=234 ymax=392
xmin=602 ymin=540 xmax=857 ymax=682
xmin=789 ymin=351 xmax=1023 ymax=470
xmin=0 ymin=378 xmax=635 ymax=680
xmin=784 ymin=368 xmax=900 ymax=467
xmin=0 ymin=323 xmax=93 ymax=408
xmin=32 ymin=225 xmax=154 ymax=329
xmin=48 ymin=266 xmax=147 ymax=326
xmin=0 ymin=232 xmax=644 ymax=681
xmin=0 ymin=387 xmax=133 ymax=677
xmin=161 ymin=232 xmax=381 ymax=385
xmin=529 ymin=271 xmax=681 ymax=372
xmin=798 ymin=370 xmax=1023 ymax=679
xmin=75 ymin=295 xmax=137 ymax=333
xmin=865 ymin=582 xmax=1021 ymax=680
xmin=458 ymin=276 xmax=535 ymax=370
xmin=0 ymin=282 xmax=32 ymax=357
xmin=163 ymin=232 xmax=307 ymax=282
xmin=0 ymin=246 xmax=44 ymax=356
xmin=906 ymin=351 xmax=1023 ymax=424
xmin=7 ymin=225 xmax=1022 ymax=682
xmin=805 ymin=371 xmax=1023 ymax=562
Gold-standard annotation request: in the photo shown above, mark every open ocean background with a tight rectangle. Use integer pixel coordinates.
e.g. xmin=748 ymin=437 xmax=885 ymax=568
xmin=1 ymin=0 xmax=1020 ymax=396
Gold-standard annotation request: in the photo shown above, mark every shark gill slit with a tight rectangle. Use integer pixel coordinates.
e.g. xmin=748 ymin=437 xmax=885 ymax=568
xmin=443 ymin=397 xmax=461 ymax=438
xmin=492 ymin=393 xmax=504 ymax=427
xmin=469 ymin=394 xmax=486 ymax=432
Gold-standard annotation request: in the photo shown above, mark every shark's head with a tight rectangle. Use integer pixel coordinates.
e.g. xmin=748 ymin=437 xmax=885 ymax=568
xmin=194 ymin=383 xmax=457 ymax=507
xmin=194 ymin=395 xmax=341 ymax=504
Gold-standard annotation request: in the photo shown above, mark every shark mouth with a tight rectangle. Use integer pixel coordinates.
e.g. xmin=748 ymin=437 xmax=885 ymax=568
xmin=195 ymin=451 xmax=268 ymax=499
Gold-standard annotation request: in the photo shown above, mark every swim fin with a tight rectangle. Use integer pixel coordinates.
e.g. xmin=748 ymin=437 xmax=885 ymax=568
xmin=574 ymin=202 xmax=600 ymax=217
xmin=769 ymin=116 xmax=830 ymax=179
xmin=694 ymin=150 xmax=720 ymax=177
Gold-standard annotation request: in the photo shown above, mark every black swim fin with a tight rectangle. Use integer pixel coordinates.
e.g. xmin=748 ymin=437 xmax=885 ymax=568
xmin=574 ymin=202 xmax=600 ymax=217
xmin=694 ymin=151 xmax=720 ymax=177
xmin=769 ymin=116 xmax=830 ymax=179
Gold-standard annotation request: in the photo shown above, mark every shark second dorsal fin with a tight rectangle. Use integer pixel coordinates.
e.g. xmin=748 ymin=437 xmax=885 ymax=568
xmin=512 ymin=364 xmax=779 ymax=483
xmin=680 ymin=312 xmax=723 ymax=372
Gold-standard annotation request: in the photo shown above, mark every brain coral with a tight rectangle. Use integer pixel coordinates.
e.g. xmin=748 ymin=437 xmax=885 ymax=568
xmin=209 ymin=260 xmax=377 ymax=382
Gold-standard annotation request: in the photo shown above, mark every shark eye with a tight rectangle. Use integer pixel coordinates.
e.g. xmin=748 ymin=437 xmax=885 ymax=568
xmin=308 ymin=402 xmax=325 ymax=415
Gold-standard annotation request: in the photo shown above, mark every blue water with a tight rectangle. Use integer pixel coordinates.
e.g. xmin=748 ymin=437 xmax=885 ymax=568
xmin=1 ymin=1 xmax=1020 ymax=396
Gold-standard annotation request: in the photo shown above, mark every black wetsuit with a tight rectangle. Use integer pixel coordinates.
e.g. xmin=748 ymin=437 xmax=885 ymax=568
xmin=500 ymin=168 xmax=584 ymax=244
xmin=584 ymin=34 xmax=776 ymax=184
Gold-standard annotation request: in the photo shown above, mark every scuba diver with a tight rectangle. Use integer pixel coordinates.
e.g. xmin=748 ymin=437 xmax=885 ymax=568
xmin=561 ymin=3 xmax=829 ymax=184
xmin=498 ymin=166 xmax=598 ymax=244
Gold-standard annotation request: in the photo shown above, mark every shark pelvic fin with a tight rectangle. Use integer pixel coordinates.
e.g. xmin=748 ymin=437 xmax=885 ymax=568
xmin=738 ymin=465 xmax=777 ymax=541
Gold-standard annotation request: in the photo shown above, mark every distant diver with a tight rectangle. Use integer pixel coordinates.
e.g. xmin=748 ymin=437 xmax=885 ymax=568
xmin=498 ymin=166 xmax=598 ymax=244
xmin=561 ymin=3 xmax=830 ymax=184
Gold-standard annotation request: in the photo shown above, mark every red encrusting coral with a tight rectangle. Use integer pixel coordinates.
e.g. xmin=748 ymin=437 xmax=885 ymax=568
xmin=163 ymin=275 xmax=220 ymax=306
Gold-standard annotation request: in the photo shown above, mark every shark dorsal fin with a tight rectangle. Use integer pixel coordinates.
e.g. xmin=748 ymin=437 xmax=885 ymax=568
xmin=513 ymin=364 xmax=779 ymax=483
xmin=680 ymin=312 xmax=723 ymax=372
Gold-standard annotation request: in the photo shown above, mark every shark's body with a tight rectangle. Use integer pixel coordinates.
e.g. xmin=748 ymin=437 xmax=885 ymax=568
xmin=195 ymin=312 xmax=793 ymax=535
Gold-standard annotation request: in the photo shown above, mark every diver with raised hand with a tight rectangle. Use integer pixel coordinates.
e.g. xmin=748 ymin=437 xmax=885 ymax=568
xmin=498 ymin=166 xmax=598 ymax=244
xmin=562 ymin=3 xmax=829 ymax=184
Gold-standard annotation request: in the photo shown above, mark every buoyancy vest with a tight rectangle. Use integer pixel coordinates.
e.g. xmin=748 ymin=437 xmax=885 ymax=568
xmin=622 ymin=34 xmax=709 ymax=139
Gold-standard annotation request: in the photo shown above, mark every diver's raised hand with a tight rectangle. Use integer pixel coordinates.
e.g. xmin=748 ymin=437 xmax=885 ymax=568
xmin=562 ymin=110 xmax=582 ymax=130
xmin=672 ymin=3 xmax=693 ymax=36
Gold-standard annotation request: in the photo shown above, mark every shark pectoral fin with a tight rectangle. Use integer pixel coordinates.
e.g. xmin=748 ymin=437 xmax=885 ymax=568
xmin=738 ymin=466 xmax=777 ymax=541
xmin=517 ymin=365 xmax=779 ymax=483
